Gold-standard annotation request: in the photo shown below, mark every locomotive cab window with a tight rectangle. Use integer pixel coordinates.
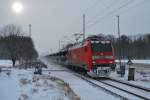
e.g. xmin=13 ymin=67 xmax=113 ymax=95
xmin=92 ymin=43 xmax=112 ymax=52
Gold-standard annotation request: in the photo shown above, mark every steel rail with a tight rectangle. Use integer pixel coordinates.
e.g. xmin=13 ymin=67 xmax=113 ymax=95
xmin=74 ymin=74 xmax=128 ymax=100
xmin=97 ymin=79 xmax=150 ymax=100
xmin=108 ymin=78 xmax=150 ymax=92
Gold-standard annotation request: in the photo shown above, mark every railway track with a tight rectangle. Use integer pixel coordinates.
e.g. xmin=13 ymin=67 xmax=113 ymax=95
xmin=97 ymin=78 xmax=150 ymax=100
xmin=43 ymin=60 xmax=150 ymax=99
xmin=74 ymin=72 xmax=150 ymax=100
xmin=74 ymin=74 xmax=128 ymax=100
xmin=108 ymin=78 xmax=150 ymax=91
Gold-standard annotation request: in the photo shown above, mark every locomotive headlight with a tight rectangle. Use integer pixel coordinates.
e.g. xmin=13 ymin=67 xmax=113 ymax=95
xmin=105 ymin=56 xmax=113 ymax=59
xmin=92 ymin=56 xmax=100 ymax=60
xmin=92 ymin=55 xmax=113 ymax=60
xmin=92 ymin=61 xmax=96 ymax=64
xmin=109 ymin=61 xmax=113 ymax=63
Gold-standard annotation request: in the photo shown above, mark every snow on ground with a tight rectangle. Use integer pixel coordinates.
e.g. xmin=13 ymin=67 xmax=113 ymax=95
xmin=0 ymin=64 xmax=68 ymax=100
xmin=0 ymin=59 xmax=120 ymax=100
xmin=1 ymin=59 xmax=150 ymax=100
xmin=110 ymin=64 xmax=150 ymax=89
xmin=0 ymin=60 xmax=12 ymax=67
xmin=42 ymin=58 xmax=120 ymax=100
xmin=0 ymin=69 xmax=69 ymax=100
xmin=116 ymin=59 xmax=150 ymax=64
xmin=44 ymin=59 xmax=150 ymax=90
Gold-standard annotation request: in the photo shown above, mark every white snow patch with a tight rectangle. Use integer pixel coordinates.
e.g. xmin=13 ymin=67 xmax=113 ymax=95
xmin=110 ymin=64 xmax=150 ymax=89
xmin=42 ymin=58 xmax=120 ymax=100
xmin=116 ymin=59 xmax=150 ymax=64
xmin=0 ymin=68 xmax=68 ymax=100
xmin=0 ymin=60 xmax=12 ymax=67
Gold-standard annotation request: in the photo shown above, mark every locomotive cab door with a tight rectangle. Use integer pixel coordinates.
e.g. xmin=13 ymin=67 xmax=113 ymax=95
xmin=83 ymin=42 xmax=92 ymax=71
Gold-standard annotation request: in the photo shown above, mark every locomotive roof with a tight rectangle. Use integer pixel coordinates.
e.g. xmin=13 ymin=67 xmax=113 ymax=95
xmin=85 ymin=35 xmax=107 ymax=41
xmin=68 ymin=38 xmax=110 ymax=50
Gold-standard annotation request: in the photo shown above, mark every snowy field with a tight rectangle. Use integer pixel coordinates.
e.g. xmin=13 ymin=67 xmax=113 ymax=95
xmin=0 ymin=60 xmax=12 ymax=67
xmin=0 ymin=59 xmax=150 ymax=100
xmin=41 ymin=58 xmax=120 ymax=100
xmin=0 ymin=59 xmax=120 ymax=100
xmin=0 ymin=69 xmax=69 ymax=100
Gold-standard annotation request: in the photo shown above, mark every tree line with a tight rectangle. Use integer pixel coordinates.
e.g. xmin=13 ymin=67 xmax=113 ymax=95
xmin=60 ymin=33 xmax=150 ymax=60
xmin=104 ymin=33 xmax=150 ymax=59
xmin=0 ymin=24 xmax=38 ymax=66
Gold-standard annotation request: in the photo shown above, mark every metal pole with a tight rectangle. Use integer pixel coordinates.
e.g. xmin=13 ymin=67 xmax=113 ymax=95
xmin=59 ymin=40 xmax=60 ymax=51
xmin=29 ymin=24 xmax=31 ymax=37
xmin=117 ymin=16 xmax=122 ymax=67
xmin=83 ymin=14 xmax=85 ymax=40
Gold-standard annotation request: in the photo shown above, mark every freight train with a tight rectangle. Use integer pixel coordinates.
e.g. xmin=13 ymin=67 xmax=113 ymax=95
xmin=48 ymin=35 xmax=116 ymax=77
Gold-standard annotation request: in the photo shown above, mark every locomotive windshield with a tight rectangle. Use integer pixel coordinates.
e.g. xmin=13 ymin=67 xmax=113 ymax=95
xmin=92 ymin=43 xmax=112 ymax=52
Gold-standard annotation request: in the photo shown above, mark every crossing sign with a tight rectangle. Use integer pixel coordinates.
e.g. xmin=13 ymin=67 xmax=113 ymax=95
xmin=127 ymin=59 xmax=133 ymax=65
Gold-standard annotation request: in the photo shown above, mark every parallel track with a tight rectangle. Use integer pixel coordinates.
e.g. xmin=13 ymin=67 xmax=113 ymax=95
xmin=97 ymin=78 xmax=150 ymax=100
xmin=74 ymin=74 xmax=128 ymax=100
xmin=44 ymin=59 xmax=150 ymax=99
xmin=41 ymin=67 xmax=127 ymax=99
xmin=108 ymin=78 xmax=150 ymax=91
xmin=74 ymin=72 xmax=150 ymax=100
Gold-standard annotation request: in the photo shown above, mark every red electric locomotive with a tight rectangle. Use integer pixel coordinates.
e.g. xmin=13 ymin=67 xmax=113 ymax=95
xmin=66 ymin=35 xmax=115 ymax=77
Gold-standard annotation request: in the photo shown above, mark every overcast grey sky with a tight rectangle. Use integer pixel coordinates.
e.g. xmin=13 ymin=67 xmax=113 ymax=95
xmin=0 ymin=0 xmax=150 ymax=55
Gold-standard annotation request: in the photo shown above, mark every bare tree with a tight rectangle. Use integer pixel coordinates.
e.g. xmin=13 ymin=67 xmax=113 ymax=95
xmin=0 ymin=25 xmax=22 ymax=66
xmin=1 ymin=24 xmax=38 ymax=67
xmin=0 ymin=24 xmax=24 ymax=37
